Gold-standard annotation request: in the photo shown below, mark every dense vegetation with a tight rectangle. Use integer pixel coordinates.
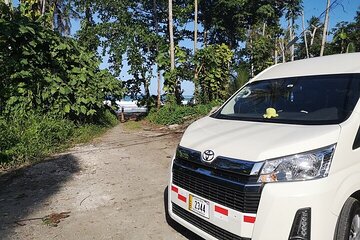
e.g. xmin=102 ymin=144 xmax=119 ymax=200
xmin=1 ymin=0 xmax=359 ymax=164
xmin=0 ymin=3 xmax=122 ymax=166
xmin=147 ymin=101 xmax=220 ymax=125
xmin=70 ymin=0 xmax=359 ymax=106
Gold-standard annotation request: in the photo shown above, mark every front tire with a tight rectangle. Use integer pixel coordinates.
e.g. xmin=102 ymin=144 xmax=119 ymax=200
xmin=335 ymin=197 xmax=360 ymax=240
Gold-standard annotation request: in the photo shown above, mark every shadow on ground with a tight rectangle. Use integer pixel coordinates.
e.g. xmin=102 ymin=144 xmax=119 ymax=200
xmin=163 ymin=187 xmax=204 ymax=240
xmin=0 ymin=154 xmax=80 ymax=239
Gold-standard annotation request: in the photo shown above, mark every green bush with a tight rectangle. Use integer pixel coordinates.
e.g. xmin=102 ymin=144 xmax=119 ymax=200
xmin=0 ymin=4 xmax=122 ymax=167
xmin=0 ymin=4 xmax=123 ymax=122
xmin=147 ymin=102 xmax=221 ymax=125
xmin=0 ymin=110 xmax=118 ymax=166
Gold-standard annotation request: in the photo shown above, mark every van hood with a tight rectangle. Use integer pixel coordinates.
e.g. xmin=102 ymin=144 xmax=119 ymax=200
xmin=180 ymin=116 xmax=341 ymax=162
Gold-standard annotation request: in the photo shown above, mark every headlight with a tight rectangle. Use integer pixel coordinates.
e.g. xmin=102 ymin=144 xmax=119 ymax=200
xmin=258 ymin=144 xmax=336 ymax=183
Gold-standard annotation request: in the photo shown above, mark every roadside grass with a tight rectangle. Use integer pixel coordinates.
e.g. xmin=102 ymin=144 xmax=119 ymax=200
xmin=146 ymin=102 xmax=221 ymax=126
xmin=70 ymin=124 xmax=108 ymax=144
xmin=0 ymin=110 xmax=118 ymax=169
xmin=122 ymin=121 xmax=142 ymax=131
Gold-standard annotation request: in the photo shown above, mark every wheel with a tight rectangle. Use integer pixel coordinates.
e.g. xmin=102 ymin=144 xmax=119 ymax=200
xmin=335 ymin=197 xmax=360 ymax=240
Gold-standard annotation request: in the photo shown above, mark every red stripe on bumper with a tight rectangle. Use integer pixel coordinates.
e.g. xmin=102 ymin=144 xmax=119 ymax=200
xmin=215 ymin=205 xmax=228 ymax=216
xmin=171 ymin=186 xmax=178 ymax=193
xmin=178 ymin=194 xmax=187 ymax=203
xmin=244 ymin=216 xmax=256 ymax=223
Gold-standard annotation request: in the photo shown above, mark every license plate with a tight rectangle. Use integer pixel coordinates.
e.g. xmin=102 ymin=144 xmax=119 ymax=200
xmin=189 ymin=195 xmax=210 ymax=218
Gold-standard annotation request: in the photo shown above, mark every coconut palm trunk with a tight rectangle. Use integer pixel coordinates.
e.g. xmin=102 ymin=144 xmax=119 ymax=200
xmin=320 ymin=0 xmax=331 ymax=56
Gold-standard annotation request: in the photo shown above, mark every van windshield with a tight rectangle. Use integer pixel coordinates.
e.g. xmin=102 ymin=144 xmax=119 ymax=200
xmin=216 ymin=74 xmax=360 ymax=125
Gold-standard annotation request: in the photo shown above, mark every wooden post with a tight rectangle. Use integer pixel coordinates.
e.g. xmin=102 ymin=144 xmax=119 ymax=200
xmin=121 ymin=107 xmax=125 ymax=123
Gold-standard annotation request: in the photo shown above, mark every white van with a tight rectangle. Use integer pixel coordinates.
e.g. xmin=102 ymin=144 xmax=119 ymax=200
xmin=167 ymin=53 xmax=360 ymax=240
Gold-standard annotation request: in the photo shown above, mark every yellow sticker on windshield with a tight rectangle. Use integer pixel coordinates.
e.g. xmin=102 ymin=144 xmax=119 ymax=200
xmin=263 ymin=108 xmax=279 ymax=119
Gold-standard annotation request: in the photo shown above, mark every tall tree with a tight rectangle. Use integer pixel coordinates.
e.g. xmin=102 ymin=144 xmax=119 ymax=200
xmin=50 ymin=0 xmax=78 ymax=35
xmin=193 ymin=0 xmax=198 ymax=102
xmin=153 ymin=0 xmax=162 ymax=109
xmin=301 ymin=11 xmax=310 ymax=58
xmin=75 ymin=0 xmax=99 ymax=53
xmin=194 ymin=44 xmax=233 ymax=103
xmin=330 ymin=9 xmax=360 ymax=54
xmin=194 ymin=0 xmax=198 ymax=54
xmin=18 ymin=0 xmax=77 ymax=35
xmin=284 ymin=0 xmax=303 ymax=61
xmin=320 ymin=0 xmax=331 ymax=56
xmin=168 ymin=0 xmax=175 ymax=71
xmin=296 ymin=17 xmax=324 ymax=59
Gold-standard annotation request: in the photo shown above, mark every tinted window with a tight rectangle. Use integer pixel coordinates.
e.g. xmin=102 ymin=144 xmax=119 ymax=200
xmin=215 ymin=74 xmax=360 ymax=125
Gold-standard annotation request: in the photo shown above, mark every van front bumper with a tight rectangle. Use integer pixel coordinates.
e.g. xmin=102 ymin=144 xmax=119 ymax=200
xmin=168 ymin=177 xmax=339 ymax=240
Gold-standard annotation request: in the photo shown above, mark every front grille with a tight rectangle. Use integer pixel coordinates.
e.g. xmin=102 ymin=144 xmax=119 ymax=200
xmin=172 ymin=165 xmax=261 ymax=213
xmin=172 ymin=203 xmax=250 ymax=240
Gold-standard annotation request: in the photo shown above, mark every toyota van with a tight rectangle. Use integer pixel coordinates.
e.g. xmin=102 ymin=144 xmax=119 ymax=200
xmin=168 ymin=53 xmax=360 ymax=240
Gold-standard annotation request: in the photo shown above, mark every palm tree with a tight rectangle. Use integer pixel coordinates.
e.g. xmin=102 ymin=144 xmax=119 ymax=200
xmin=168 ymin=0 xmax=175 ymax=71
xmin=153 ymin=0 xmax=161 ymax=109
xmin=193 ymin=0 xmax=199 ymax=102
xmin=19 ymin=0 xmax=77 ymax=35
xmin=320 ymin=0 xmax=331 ymax=56
xmin=50 ymin=0 xmax=78 ymax=35
xmin=284 ymin=0 xmax=303 ymax=61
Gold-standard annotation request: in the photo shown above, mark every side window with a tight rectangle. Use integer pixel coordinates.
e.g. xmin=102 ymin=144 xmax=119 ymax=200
xmin=353 ymin=127 xmax=360 ymax=149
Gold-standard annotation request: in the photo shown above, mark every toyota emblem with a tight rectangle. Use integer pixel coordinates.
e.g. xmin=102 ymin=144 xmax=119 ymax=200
xmin=202 ymin=150 xmax=215 ymax=162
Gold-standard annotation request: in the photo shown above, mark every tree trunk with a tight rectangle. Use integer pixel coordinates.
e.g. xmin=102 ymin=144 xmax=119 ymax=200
xmin=279 ymin=38 xmax=286 ymax=63
xmin=274 ymin=38 xmax=278 ymax=64
xmin=4 ymin=0 xmax=10 ymax=5
xmin=144 ymin=78 xmax=150 ymax=100
xmin=320 ymin=0 xmax=331 ymax=56
xmin=302 ymin=11 xmax=310 ymax=58
xmin=310 ymin=26 xmax=318 ymax=46
xmin=168 ymin=0 xmax=180 ymax=103
xmin=194 ymin=0 xmax=198 ymax=54
xmin=289 ymin=19 xmax=295 ymax=61
xmin=153 ymin=0 xmax=161 ymax=109
xmin=193 ymin=0 xmax=198 ymax=103
xmin=248 ymin=28 xmax=254 ymax=77
xmin=40 ymin=0 xmax=46 ymax=16
xmin=168 ymin=0 xmax=175 ymax=70
xmin=262 ymin=22 xmax=266 ymax=36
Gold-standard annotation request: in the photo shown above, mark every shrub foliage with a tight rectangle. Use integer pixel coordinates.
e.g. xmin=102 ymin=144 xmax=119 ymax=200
xmin=0 ymin=4 xmax=122 ymax=165
xmin=147 ymin=102 xmax=221 ymax=125
xmin=0 ymin=4 xmax=122 ymax=122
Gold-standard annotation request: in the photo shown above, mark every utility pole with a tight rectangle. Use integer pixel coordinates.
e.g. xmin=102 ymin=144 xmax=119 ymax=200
xmin=320 ymin=0 xmax=331 ymax=56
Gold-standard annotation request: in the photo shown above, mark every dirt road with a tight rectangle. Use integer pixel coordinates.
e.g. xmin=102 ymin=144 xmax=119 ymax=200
xmin=0 ymin=124 xmax=201 ymax=240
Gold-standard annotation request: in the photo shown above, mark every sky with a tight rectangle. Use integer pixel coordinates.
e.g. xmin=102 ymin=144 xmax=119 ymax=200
xmin=12 ymin=0 xmax=360 ymax=96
